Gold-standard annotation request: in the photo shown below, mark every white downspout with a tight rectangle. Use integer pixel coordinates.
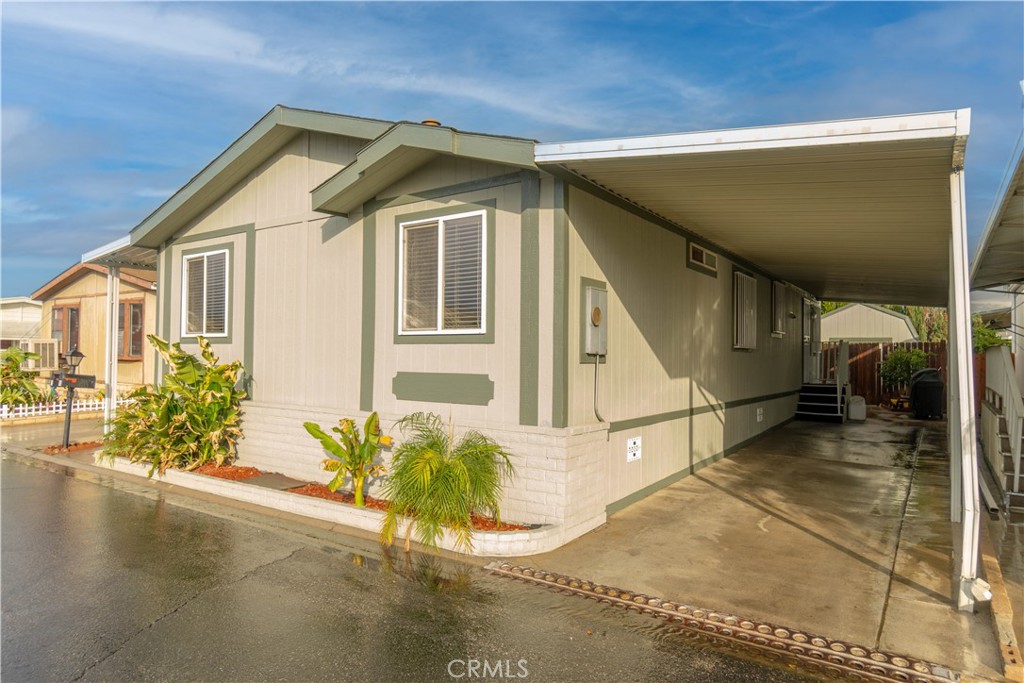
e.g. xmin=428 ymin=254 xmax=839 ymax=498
xmin=949 ymin=151 xmax=982 ymax=611
xmin=103 ymin=266 xmax=120 ymax=432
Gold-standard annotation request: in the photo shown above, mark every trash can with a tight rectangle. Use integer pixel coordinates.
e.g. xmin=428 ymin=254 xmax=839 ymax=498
xmin=909 ymin=369 xmax=943 ymax=419
xmin=848 ymin=395 xmax=867 ymax=422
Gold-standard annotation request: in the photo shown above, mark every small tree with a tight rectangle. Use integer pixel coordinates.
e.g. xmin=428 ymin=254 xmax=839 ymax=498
xmin=101 ymin=336 xmax=246 ymax=475
xmin=879 ymin=347 xmax=928 ymax=391
xmin=0 ymin=347 xmax=43 ymax=407
xmin=381 ymin=412 xmax=515 ymax=553
xmin=304 ymin=412 xmax=389 ymax=507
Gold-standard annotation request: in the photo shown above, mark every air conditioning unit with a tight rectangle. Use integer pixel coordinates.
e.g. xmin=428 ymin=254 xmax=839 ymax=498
xmin=18 ymin=339 xmax=60 ymax=372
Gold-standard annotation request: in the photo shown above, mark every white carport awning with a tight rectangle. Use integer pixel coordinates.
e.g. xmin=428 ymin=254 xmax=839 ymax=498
xmin=971 ymin=130 xmax=1024 ymax=290
xmin=82 ymin=235 xmax=158 ymax=270
xmin=536 ymin=110 xmax=970 ymax=306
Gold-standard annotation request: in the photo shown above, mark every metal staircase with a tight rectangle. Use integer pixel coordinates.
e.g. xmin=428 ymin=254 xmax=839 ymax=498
xmin=795 ymin=383 xmax=847 ymax=423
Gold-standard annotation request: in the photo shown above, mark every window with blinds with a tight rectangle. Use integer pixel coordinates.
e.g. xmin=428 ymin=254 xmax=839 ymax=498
xmin=399 ymin=210 xmax=485 ymax=335
xmin=117 ymin=302 xmax=145 ymax=358
xmin=733 ymin=271 xmax=758 ymax=350
xmin=182 ymin=250 xmax=229 ymax=337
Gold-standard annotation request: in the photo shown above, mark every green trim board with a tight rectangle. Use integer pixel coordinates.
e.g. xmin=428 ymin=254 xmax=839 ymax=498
xmin=364 ymin=173 xmax=522 ymax=215
xmin=392 ymin=372 xmax=494 ymax=406
xmin=313 ymin=123 xmax=536 ymax=216
xmin=169 ymin=223 xmax=256 ymax=246
xmin=520 ymin=170 xmax=540 ymax=426
xmin=360 ymin=209 xmax=377 ymax=412
xmin=177 ymin=241 xmax=236 ymax=343
xmin=391 ymin=200 xmax=497 ymax=345
xmin=606 ymin=417 xmax=795 ymax=515
xmin=551 ymin=178 xmax=569 ymax=429
xmin=159 ymin=244 xmax=172 ymax=383
xmin=608 ymin=388 xmax=800 ymax=433
xmin=578 ymin=277 xmax=607 ymax=364
xmin=130 ymin=105 xmax=391 ymax=249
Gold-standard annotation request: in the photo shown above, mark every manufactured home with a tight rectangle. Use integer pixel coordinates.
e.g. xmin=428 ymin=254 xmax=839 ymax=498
xmin=31 ymin=263 xmax=157 ymax=393
xmin=83 ymin=105 xmax=986 ymax=607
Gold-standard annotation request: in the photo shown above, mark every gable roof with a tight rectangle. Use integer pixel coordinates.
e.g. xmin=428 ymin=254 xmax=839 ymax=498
xmin=820 ymin=303 xmax=920 ymax=340
xmin=128 ymin=105 xmax=394 ymax=249
xmin=312 ymin=121 xmax=536 ymax=216
xmin=31 ymin=263 xmax=156 ymax=301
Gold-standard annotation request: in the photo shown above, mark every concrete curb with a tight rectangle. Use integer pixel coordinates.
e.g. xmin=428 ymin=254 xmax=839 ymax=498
xmin=979 ymin=517 xmax=1023 ymax=682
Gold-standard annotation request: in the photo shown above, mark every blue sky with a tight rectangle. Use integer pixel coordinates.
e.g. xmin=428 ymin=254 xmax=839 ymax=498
xmin=2 ymin=1 xmax=1022 ymax=302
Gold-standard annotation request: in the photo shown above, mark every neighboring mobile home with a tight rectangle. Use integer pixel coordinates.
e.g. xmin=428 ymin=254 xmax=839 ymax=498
xmin=820 ymin=303 xmax=920 ymax=343
xmin=0 ymin=297 xmax=42 ymax=347
xmin=83 ymin=106 xmax=985 ymax=607
xmin=32 ymin=264 xmax=157 ymax=393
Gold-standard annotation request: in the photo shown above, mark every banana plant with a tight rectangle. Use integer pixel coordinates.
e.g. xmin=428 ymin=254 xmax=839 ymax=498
xmin=304 ymin=412 xmax=390 ymax=507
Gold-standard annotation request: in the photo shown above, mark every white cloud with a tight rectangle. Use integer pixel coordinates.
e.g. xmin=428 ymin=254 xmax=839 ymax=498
xmin=3 ymin=3 xmax=303 ymax=74
xmin=1 ymin=106 xmax=38 ymax=144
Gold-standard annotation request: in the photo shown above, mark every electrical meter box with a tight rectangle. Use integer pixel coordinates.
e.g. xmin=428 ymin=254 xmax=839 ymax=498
xmin=585 ymin=287 xmax=608 ymax=356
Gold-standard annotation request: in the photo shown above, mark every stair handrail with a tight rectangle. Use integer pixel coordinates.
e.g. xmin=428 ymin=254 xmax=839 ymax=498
xmin=837 ymin=340 xmax=850 ymax=392
xmin=986 ymin=345 xmax=1022 ymax=493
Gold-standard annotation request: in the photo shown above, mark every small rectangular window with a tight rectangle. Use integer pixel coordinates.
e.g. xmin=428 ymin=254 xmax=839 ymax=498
xmin=771 ymin=281 xmax=787 ymax=336
xmin=117 ymin=302 xmax=145 ymax=359
xmin=733 ymin=271 xmax=757 ymax=350
xmin=399 ymin=210 xmax=486 ymax=335
xmin=689 ymin=244 xmax=718 ymax=272
xmin=52 ymin=305 xmax=80 ymax=357
xmin=182 ymin=250 xmax=229 ymax=337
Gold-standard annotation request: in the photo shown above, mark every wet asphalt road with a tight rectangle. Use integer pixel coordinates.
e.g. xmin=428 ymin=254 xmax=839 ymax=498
xmin=1 ymin=454 xmax=817 ymax=683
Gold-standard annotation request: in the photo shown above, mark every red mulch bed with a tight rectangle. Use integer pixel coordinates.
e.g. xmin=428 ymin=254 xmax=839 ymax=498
xmin=287 ymin=483 xmax=529 ymax=530
xmin=193 ymin=464 xmax=265 ymax=481
xmin=43 ymin=441 xmax=103 ymax=454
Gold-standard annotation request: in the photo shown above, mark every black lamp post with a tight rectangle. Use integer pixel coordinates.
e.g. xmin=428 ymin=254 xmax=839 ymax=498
xmin=62 ymin=347 xmax=85 ymax=448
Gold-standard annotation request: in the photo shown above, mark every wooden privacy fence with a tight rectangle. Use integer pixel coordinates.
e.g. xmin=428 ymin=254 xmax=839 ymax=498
xmin=828 ymin=341 xmax=985 ymax=407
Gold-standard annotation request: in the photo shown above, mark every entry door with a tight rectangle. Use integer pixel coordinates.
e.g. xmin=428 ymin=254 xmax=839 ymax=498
xmin=802 ymin=299 xmax=822 ymax=383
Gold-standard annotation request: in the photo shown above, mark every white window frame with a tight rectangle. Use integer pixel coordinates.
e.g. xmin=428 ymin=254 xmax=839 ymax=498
xmin=733 ymin=271 xmax=758 ymax=350
xmin=689 ymin=243 xmax=718 ymax=272
xmin=397 ymin=209 xmax=487 ymax=336
xmin=771 ymin=281 xmax=787 ymax=337
xmin=180 ymin=249 xmax=230 ymax=338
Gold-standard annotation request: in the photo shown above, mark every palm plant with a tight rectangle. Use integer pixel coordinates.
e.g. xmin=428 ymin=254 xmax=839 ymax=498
xmin=303 ymin=412 xmax=389 ymax=507
xmin=0 ymin=347 xmax=43 ymax=407
xmin=381 ymin=412 xmax=515 ymax=553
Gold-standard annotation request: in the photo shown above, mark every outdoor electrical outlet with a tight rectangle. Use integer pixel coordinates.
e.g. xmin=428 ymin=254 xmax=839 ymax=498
xmin=757 ymin=407 xmax=764 ymax=423
xmin=626 ymin=436 xmax=642 ymax=462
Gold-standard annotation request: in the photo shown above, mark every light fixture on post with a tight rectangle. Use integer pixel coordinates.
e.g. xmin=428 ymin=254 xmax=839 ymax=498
xmin=62 ymin=347 xmax=86 ymax=448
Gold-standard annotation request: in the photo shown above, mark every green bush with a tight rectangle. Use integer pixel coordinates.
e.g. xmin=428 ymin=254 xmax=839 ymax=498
xmin=303 ymin=412 xmax=389 ymax=507
xmin=381 ymin=412 xmax=514 ymax=553
xmin=879 ymin=347 xmax=928 ymax=390
xmin=101 ymin=336 xmax=246 ymax=475
xmin=0 ymin=347 xmax=43 ymax=407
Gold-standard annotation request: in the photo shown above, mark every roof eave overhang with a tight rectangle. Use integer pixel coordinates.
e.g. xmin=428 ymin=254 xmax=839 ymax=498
xmin=128 ymin=106 xmax=393 ymax=249
xmin=82 ymin=235 xmax=159 ymax=271
xmin=312 ymin=123 xmax=536 ymax=216
xmin=535 ymin=109 xmax=969 ymax=307
xmin=970 ymin=130 xmax=1024 ymax=290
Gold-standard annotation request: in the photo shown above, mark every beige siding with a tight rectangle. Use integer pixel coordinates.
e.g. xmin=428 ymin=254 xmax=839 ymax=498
xmin=38 ymin=271 xmax=156 ymax=391
xmin=820 ymin=303 xmax=918 ymax=342
xmin=566 ymin=186 xmax=804 ymax=505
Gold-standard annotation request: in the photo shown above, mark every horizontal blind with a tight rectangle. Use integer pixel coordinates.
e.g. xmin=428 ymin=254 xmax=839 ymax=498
xmin=403 ymin=223 xmax=439 ymax=331
xmin=442 ymin=214 xmax=483 ymax=330
xmin=205 ymin=252 xmax=227 ymax=334
xmin=185 ymin=256 xmax=205 ymax=335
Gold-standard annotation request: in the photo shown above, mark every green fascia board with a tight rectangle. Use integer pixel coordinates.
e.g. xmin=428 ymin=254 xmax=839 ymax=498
xmin=312 ymin=123 xmax=537 ymax=216
xmin=129 ymin=105 xmax=392 ymax=249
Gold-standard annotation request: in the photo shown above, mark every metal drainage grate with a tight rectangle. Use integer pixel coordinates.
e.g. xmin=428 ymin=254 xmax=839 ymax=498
xmin=485 ymin=562 xmax=959 ymax=683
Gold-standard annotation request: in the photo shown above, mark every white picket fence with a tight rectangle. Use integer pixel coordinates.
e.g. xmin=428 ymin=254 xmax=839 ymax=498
xmin=0 ymin=397 xmax=132 ymax=421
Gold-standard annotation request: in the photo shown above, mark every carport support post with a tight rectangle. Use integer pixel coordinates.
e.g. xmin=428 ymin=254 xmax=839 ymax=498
xmin=103 ymin=266 xmax=120 ymax=432
xmin=949 ymin=162 xmax=981 ymax=612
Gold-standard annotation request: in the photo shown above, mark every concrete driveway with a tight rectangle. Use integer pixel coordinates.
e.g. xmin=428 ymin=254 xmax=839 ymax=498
xmin=513 ymin=409 xmax=1005 ymax=680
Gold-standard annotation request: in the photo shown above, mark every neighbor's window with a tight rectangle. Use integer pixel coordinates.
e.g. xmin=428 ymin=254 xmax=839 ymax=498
xmin=182 ymin=250 xmax=229 ymax=337
xmin=771 ymin=281 xmax=787 ymax=337
xmin=52 ymin=305 xmax=80 ymax=355
xmin=117 ymin=302 xmax=145 ymax=359
xmin=399 ymin=210 xmax=485 ymax=335
xmin=733 ymin=271 xmax=757 ymax=350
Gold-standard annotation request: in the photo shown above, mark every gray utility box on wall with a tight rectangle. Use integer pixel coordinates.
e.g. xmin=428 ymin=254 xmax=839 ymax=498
xmin=585 ymin=286 xmax=608 ymax=356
